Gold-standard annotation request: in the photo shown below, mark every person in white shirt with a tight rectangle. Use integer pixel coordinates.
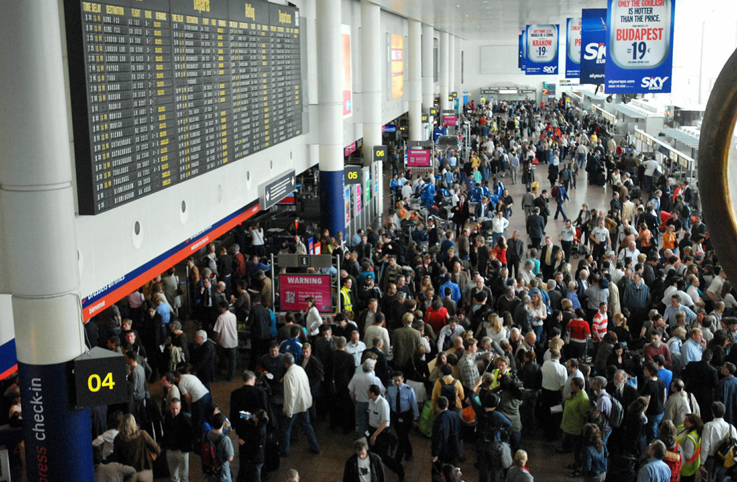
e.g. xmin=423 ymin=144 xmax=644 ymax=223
xmin=345 ymin=330 xmax=367 ymax=367
xmin=562 ymin=359 xmax=585 ymax=400
xmin=401 ymin=182 xmax=413 ymax=200
xmin=541 ymin=349 xmax=568 ymax=436
xmin=618 ymin=240 xmax=640 ymax=264
xmin=213 ymin=301 xmax=239 ymax=381
xmin=282 ymin=353 xmax=321 ymax=455
xmin=702 ymin=402 xmax=736 ymax=482
xmin=491 ymin=210 xmax=509 ymax=241
xmin=304 ymin=297 xmax=323 ymax=337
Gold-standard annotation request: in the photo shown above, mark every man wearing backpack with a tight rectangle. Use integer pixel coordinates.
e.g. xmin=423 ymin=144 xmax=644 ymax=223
xmin=591 ymin=376 xmax=619 ymax=446
xmin=202 ymin=413 xmax=234 ymax=482
xmin=431 ymin=364 xmax=464 ymax=412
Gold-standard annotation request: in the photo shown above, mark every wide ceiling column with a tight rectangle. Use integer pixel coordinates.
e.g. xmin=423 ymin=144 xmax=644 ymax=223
xmin=439 ymin=30 xmax=449 ymax=111
xmin=408 ymin=19 xmax=422 ymax=141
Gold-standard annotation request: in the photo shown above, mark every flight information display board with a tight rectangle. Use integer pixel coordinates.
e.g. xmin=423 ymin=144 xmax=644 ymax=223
xmin=65 ymin=0 xmax=302 ymax=214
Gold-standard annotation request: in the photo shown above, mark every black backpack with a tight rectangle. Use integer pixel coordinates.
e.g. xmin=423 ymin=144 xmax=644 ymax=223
xmin=201 ymin=432 xmax=226 ymax=475
xmin=439 ymin=378 xmax=458 ymax=409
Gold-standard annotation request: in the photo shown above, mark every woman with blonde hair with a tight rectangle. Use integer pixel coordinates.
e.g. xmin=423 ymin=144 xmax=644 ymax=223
xmin=506 ymin=449 xmax=534 ymax=481
xmin=112 ymin=414 xmax=160 ymax=474
xmin=612 ymin=312 xmax=631 ymax=349
xmin=484 ymin=312 xmax=507 ymax=345
xmin=544 ymin=336 xmax=565 ymax=362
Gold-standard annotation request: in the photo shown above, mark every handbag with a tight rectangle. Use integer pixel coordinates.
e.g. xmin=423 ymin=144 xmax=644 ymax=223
xmin=562 ymin=328 xmax=571 ymax=345
xmin=499 ymin=441 xmax=513 ymax=469
xmin=462 ymin=404 xmax=477 ymax=424
xmin=717 ymin=426 xmax=737 ymax=468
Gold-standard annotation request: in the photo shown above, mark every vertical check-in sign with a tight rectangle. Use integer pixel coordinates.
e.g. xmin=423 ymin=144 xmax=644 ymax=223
xmin=259 ymin=170 xmax=297 ymax=210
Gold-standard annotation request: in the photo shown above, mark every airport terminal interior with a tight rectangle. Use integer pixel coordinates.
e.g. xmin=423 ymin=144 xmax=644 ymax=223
xmin=3 ymin=0 xmax=737 ymax=481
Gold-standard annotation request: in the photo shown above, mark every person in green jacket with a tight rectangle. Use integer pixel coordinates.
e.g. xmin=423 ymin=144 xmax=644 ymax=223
xmin=560 ymin=377 xmax=590 ymax=472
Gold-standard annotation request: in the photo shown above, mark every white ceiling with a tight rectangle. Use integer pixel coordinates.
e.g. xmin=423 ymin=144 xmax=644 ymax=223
xmin=369 ymin=0 xmax=608 ymax=40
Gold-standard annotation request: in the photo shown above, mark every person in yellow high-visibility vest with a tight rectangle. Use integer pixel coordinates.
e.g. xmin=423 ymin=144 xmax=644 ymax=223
xmin=677 ymin=415 xmax=703 ymax=482
xmin=340 ymin=277 xmax=355 ymax=313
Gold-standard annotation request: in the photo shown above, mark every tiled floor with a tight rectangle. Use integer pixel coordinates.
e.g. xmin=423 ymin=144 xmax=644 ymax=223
xmin=152 ymin=162 xmax=614 ymax=482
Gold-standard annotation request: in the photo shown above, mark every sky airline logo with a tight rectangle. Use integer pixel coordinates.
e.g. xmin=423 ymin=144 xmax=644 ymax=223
xmin=641 ymin=76 xmax=669 ymax=90
xmin=583 ymin=43 xmax=606 ymax=64
xmin=543 ymin=66 xmax=557 ymax=73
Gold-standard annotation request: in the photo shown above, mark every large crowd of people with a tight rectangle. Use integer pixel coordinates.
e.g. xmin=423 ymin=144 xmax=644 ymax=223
xmin=72 ymin=96 xmax=737 ymax=482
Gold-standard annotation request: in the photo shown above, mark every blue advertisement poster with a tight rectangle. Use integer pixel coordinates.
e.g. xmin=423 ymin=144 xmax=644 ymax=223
xmin=605 ymin=0 xmax=676 ymax=94
xmin=580 ymin=9 xmax=607 ymax=84
xmin=520 ymin=31 xmax=528 ymax=72
xmin=565 ymin=17 xmax=582 ymax=78
xmin=525 ymin=24 xmax=559 ymax=75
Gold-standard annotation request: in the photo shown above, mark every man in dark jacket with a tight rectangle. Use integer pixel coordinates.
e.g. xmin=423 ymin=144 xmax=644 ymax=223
xmin=342 ymin=437 xmax=386 ymax=482
xmin=526 ymin=207 xmax=546 ymax=250
xmin=248 ymin=295 xmax=273 ymax=369
xmin=162 ymin=398 xmax=193 ymax=481
xmin=190 ymin=330 xmax=216 ymax=390
xmin=506 ymin=231 xmax=526 ymax=279
xmin=230 ymin=370 xmax=272 ymax=432
xmin=452 ymin=193 xmax=470 ymax=232
xmin=682 ymin=348 xmax=719 ymax=422
xmin=431 ymin=396 xmax=463 ymax=471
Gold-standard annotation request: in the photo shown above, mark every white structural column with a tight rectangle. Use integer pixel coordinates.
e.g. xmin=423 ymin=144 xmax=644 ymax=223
xmin=0 ymin=1 xmax=93 ymax=478
xmin=421 ymin=24 xmax=434 ymax=110
xmin=408 ymin=19 xmax=422 ymax=141
xmin=449 ymin=34 xmax=456 ymax=100
xmin=361 ymin=0 xmax=384 ymax=211
xmin=456 ymin=37 xmax=463 ymax=95
xmin=317 ymin=0 xmax=345 ymax=236
xmin=439 ymin=31 xmax=450 ymax=111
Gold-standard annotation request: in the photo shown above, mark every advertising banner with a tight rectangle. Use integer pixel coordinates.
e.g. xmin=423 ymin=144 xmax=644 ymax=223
xmin=525 ymin=24 xmax=559 ymax=75
xmin=566 ymin=17 xmax=582 ymax=78
xmin=605 ymin=0 xmax=675 ymax=94
xmin=342 ymin=24 xmax=352 ymax=117
xmin=279 ymin=274 xmax=333 ymax=312
xmin=407 ymin=149 xmax=432 ymax=167
xmin=344 ymin=186 xmax=351 ymax=224
xmin=391 ymin=34 xmax=405 ymax=99
xmin=580 ymin=9 xmax=608 ymax=85
xmin=442 ymin=114 xmax=458 ymax=127
xmin=521 ymin=31 xmax=527 ymax=72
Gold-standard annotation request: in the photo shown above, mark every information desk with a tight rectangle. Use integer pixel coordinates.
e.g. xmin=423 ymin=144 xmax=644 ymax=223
xmin=65 ymin=0 xmax=302 ymax=214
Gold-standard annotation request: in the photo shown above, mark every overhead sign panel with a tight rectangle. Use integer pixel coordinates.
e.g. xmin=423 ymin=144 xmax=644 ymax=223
xmin=259 ymin=170 xmax=296 ymax=210
xmin=580 ymin=9 xmax=608 ymax=84
xmin=566 ymin=17 xmax=582 ymax=78
xmin=524 ymin=24 xmax=559 ymax=75
xmin=605 ymin=0 xmax=676 ymax=94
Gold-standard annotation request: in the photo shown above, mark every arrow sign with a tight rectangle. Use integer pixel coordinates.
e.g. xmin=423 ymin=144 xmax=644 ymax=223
xmin=259 ymin=170 xmax=296 ymax=210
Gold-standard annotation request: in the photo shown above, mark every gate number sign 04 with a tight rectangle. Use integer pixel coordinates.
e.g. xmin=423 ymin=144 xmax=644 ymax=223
xmin=74 ymin=347 xmax=128 ymax=408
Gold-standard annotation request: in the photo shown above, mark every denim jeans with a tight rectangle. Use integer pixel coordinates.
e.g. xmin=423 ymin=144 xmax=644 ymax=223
xmin=355 ymin=401 xmax=370 ymax=439
xmin=282 ymin=410 xmax=320 ymax=455
xmin=645 ymin=412 xmax=664 ymax=443
xmin=554 ymin=202 xmax=568 ymax=220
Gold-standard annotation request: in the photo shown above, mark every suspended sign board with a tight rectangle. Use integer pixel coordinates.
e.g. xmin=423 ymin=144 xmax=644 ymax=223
xmin=581 ymin=9 xmax=607 ymax=84
xmin=566 ymin=17 xmax=582 ymax=78
xmin=524 ymin=24 xmax=559 ymax=75
xmin=604 ymin=0 xmax=676 ymax=94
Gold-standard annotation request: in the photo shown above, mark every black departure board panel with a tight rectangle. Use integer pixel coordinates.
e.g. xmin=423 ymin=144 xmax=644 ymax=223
xmin=65 ymin=0 xmax=302 ymax=214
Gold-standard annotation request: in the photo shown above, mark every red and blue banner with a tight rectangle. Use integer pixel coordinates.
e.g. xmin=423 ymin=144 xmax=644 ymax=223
xmin=605 ymin=0 xmax=676 ymax=94
xmin=581 ymin=9 xmax=608 ymax=85
xmin=524 ymin=24 xmax=559 ymax=75
xmin=565 ymin=17 xmax=582 ymax=78
xmin=81 ymin=201 xmax=260 ymax=320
